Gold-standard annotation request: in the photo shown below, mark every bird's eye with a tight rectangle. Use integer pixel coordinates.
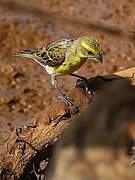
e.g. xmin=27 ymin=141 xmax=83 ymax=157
xmin=87 ymin=51 xmax=94 ymax=55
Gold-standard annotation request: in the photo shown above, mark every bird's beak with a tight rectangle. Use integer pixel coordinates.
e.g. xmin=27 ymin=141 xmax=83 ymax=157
xmin=93 ymin=52 xmax=103 ymax=63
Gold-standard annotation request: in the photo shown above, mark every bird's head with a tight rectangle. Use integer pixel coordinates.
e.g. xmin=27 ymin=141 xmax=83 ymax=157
xmin=77 ymin=36 xmax=103 ymax=63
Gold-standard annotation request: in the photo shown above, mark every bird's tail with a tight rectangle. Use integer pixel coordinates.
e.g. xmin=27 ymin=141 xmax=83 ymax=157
xmin=13 ymin=49 xmax=36 ymax=59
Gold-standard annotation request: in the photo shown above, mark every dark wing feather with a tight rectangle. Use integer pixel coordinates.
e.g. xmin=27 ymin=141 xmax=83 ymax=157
xmin=33 ymin=38 xmax=74 ymax=67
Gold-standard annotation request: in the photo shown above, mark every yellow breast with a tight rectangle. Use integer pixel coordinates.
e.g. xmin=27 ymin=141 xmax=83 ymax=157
xmin=52 ymin=55 xmax=86 ymax=75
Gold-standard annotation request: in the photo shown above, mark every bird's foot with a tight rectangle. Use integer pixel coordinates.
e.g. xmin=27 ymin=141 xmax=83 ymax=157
xmin=58 ymin=93 xmax=74 ymax=106
xmin=76 ymin=78 xmax=95 ymax=97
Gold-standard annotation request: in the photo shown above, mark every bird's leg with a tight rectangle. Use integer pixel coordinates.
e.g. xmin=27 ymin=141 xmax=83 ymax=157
xmin=51 ymin=75 xmax=74 ymax=106
xmin=70 ymin=73 xmax=94 ymax=96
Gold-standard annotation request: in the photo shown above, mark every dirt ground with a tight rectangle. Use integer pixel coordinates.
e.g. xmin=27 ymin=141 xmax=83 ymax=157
xmin=0 ymin=0 xmax=135 ymax=179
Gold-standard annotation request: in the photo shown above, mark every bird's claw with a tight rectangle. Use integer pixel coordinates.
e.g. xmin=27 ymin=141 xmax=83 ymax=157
xmin=85 ymin=87 xmax=95 ymax=97
xmin=76 ymin=78 xmax=95 ymax=97
xmin=75 ymin=79 xmax=83 ymax=86
xmin=58 ymin=93 xmax=74 ymax=106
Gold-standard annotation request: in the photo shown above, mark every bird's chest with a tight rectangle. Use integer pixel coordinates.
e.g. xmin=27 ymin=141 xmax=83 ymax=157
xmin=54 ymin=56 xmax=86 ymax=75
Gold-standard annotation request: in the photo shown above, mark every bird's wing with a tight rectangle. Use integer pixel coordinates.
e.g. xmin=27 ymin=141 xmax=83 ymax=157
xmin=34 ymin=38 xmax=74 ymax=67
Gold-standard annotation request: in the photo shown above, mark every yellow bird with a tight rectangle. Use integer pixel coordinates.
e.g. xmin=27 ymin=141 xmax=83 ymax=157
xmin=14 ymin=36 xmax=103 ymax=105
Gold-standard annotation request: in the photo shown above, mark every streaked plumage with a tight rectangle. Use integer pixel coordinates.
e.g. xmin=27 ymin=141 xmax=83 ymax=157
xmin=14 ymin=36 xmax=103 ymax=105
